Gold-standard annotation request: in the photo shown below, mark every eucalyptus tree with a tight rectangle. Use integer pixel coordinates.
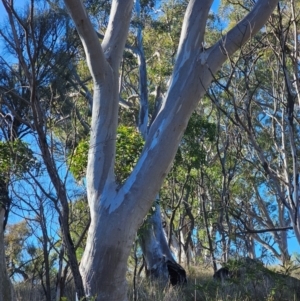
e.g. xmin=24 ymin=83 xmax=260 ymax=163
xmin=156 ymin=111 xmax=217 ymax=266
xmin=0 ymin=72 xmax=36 ymax=301
xmin=0 ymin=151 xmax=16 ymax=301
xmin=0 ymin=1 xmax=92 ymax=299
xmin=210 ymin=0 xmax=300 ymax=265
xmin=63 ymin=0 xmax=280 ymax=300
xmin=0 ymin=110 xmax=45 ymax=301
xmin=8 ymin=178 xmax=63 ymax=301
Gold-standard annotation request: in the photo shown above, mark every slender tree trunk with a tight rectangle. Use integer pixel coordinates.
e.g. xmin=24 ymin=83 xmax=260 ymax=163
xmin=183 ymin=186 xmax=195 ymax=266
xmin=30 ymin=86 xmax=86 ymax=299
xmin=246 ymin=235 xmax=256 ymax=259
xmin=56 ymin=245 xmax=65 ymax=301
xmin=278 ymin=203 xmax=290 ymax=266
xmin=0 ymin=178 xmax=15 ymax=301
xmin=0 ymin=209 xmax=15 ymax=301
xmin=139 ymin=203 xmax=173 ymax=284
xmin=170 ymin=233 xmax=187 ymax=265
xmin=139 ymin=202 xmax=187 ymax=286
xmin=40 ymin=206 xmax=52 ymax=301
xmin=133 ymin=0 xmax=184 ymax=275
xmin=202 ymin=192 xmax=217 ymax=272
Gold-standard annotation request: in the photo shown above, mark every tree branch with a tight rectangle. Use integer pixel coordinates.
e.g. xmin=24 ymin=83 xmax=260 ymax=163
xmin=238 ymin=226 xmax=293 ymax=235
xmin=208 ymin=0 xmax=279 ymax=72
xmin=63 ymin=0 xmax=107 ymax=83
xmin=102 ymin=0 xmax=134 ymax=70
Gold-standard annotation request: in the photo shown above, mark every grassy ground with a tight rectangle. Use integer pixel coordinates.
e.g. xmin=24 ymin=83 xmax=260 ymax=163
xmin=13 ymin=263 xmax=300 ymax=300
xmin=127 ymin=264 xmax=300 ymax=301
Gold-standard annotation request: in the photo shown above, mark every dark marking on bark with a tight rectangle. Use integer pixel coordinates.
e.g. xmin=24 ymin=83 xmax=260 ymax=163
xmin=262 ymin=162 xmax=269 ymax=174
xmin=166 ymin=260 xmax=187 ymax=286
xmin=0 ymin=179 xmax=11 ymax=230
xmin=144 ymin=256 xmax=187 ymax=286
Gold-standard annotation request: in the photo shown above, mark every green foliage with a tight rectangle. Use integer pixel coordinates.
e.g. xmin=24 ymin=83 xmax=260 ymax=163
xmin=115 ymin=125 xmax=144 ymax=183
xmin=142 ymin=2 xmax=186 ymax=92
xmin=68 ymin=139 xmax=89 ymax=181
xmin=5 ymin=220 xmax=58 ymax=284
xmin=68 ymin=125 xmax=144 ymax=183
xmin=69 ymin=198 xmax=90 ymax=261
xmin=174 ymin=112 xmax=216 ymax=170
xmin=4 ymin=221 xmax=31 ymax=266
xmin=0 ymin=140 xmax=38 ymax=178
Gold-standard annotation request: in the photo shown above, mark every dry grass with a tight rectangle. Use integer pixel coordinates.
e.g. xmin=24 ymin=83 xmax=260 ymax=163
xmin=127 ymin=263 xmax=300 ymax=301
xmin=14 ymin=283 xmax=44 ymax=301
xmin=13 ymin=263 xmax=300 ymax=301
xmin=14 ymin=282 xmax=75 ymax=301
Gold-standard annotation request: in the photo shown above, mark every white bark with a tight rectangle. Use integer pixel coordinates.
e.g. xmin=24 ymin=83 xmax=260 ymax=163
xmin=139 ymin=204 xmax=173 ymax=282
xmin=135 ymin=0 xmax=149 ymax=139
xmin=133 ymin=0 xmax=184 ymax=278
xmin=63 ymin=0 xmax=280 ymax=300
xmin=140 ymin=203 xmax=187 ymax=285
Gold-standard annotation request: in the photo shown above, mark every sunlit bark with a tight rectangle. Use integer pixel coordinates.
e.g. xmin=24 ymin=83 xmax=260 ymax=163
xmin=64 ymin=0 xmax=280 ymax=300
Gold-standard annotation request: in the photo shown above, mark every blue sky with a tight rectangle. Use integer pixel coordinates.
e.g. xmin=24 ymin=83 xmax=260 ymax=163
xmin=212 ymin=0 xmax=220 ymax=11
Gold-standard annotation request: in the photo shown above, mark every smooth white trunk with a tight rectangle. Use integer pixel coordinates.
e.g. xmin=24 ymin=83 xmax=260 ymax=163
xmin=64 ymin=0 xmax=280 ymax=299
xmin=139 ymin=204 xmax=174 ymax=282
xmin=80 ymin=191 xmax=141 ymax=301
xmin=139 ymin=203 xmax=187 ymax=286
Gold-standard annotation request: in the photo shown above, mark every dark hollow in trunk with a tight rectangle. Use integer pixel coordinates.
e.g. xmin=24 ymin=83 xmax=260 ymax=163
xmin=166 ymin=259 xmax=187 ymax=286
xmin=145 ymin=256 xmax=187 ymax=286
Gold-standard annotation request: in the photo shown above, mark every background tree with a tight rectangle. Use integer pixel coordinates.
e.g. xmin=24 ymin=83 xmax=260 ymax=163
xmin=206 ymin=0 xmax=300 ymax=266
xmin=0 ymin=1 xmax=89 ymax=299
